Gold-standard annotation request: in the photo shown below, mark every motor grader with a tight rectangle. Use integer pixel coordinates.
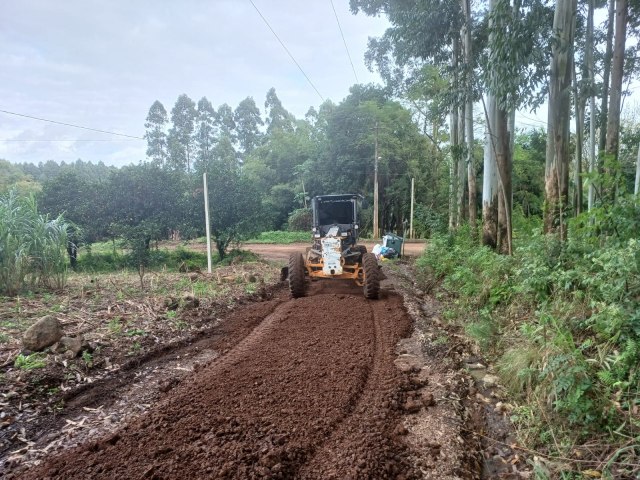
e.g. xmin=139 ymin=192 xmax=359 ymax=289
xmin=287 ymin=194 xmax=380 ymax=299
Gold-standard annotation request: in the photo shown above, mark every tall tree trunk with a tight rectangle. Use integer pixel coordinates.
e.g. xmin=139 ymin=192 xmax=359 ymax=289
xmin=545 ymin=0 xmax=577 ymax=239
xmin=605 ymin=0 xmax=627 ymax=171
xmin=495 ymin=107 xmax=512 ymax=255
xmin=587 ymin=0 xmax=596 ymax=210
xmin=457 ymin=103 xmax=466 ymax=225
xmin=573 ymin=57 xmax=584 ymax=216
xmin=482 ymin=94 xmax=498 ymax=249
xmin=461 ymin=0 xmax=476 ymax=232
xmin=598 ymin=0 xmax=616 ymax=156
xmin=449 ymin=36 xmax=461 ymax=230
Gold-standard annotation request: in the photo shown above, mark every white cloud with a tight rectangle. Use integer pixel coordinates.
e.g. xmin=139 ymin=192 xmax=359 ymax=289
xmin=0 ymin=0 xmax=389 ymax=165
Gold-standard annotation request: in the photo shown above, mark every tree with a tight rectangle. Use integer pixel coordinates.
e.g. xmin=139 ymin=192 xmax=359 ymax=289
xmin=204 ymin=159 xmax=266 ymax=259
xmin=144 ymin=100 xmax=169 ymax=167
xmin=265 ymin=88 xmax=293 ymax=134
xmin=215 ymin=103 xmax=236 ymax=141
xmin=194 ymin=97 xmax=217 ymax=174
xmin=234 ymin=97 xmax=264 ymax=158
xmin=544 ymin=0 xmax=577 ymax=238
xmin=604 ymin=0 xmax=628 ymax=198
xmin=167 ymin=94 xmax=197 ymax=172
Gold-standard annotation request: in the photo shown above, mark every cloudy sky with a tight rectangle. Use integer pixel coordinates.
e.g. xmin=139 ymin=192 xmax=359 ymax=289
xmin=0 ymin=1 xmax=388 ymax=166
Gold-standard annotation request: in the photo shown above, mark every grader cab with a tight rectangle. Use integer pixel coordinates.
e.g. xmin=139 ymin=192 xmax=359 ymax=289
xmin=288 ymin=194 xmax=380 ymax=299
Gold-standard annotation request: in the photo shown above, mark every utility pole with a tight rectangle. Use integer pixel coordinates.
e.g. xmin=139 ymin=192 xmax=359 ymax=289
xmin=373 ymin=122 xmax=379 ymax=239
xmin=203 ymin=173 xmax=212 ymax=274
xmin=410 ymin=177 xmax=415 ymax=239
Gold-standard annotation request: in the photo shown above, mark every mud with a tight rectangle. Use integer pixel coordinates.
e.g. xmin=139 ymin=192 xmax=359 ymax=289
xmin=20 ymin=280 xmax=421 ymax=479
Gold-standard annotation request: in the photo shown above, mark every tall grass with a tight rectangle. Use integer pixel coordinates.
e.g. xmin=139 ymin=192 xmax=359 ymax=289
xmin=0 ymin=191 xmax=68 ymax=295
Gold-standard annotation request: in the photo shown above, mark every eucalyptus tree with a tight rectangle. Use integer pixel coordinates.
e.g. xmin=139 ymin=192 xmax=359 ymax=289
xmin=194 ymin=97 xmax=217 ymax=174
xmin=350 ymin=0 xmax=468 ymax=230
xmin=605 ymin=0 xmax=628 ymax=184
xmin=167 ymin=94 xmax=197 ymax=172
xmin=215 ymin=103 xmax=237 ymax=142
xmin=265 ymin=88 xmax=294 ymax=134
xmin=144 ymin=100 xmax=169 ymax=168
xmin=234 ymin=96 xmax=264 ymax=158
xmin=545 ymin=0 xmax=578 ymax=238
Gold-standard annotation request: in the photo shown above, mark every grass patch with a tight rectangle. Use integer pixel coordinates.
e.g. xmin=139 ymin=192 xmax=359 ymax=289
xmin=14 ymin=352 xmax=47 ymax=370
xmin=245 ymin=231 xmax=310 ymax=244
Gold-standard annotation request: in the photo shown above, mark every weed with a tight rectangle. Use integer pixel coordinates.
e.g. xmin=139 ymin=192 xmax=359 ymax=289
xmin=14 ymin=352 xmax=47 ymax=370
xmin=81 ymin=351 xmax=93 ymax=368
xmin=166 ymin=310 xmax=177 ymax=319
xmin=173 ymin=320 xmax=189 ymax=330
xmin=124 ymin=328 xmax=146 ymax=337
xmin=0 ymin=333 xmax=9 ymax=343
xmin=128 ymin=341 xmax=142 ymax=355
xmin=108 ymin=317 xmax=123 ymax=334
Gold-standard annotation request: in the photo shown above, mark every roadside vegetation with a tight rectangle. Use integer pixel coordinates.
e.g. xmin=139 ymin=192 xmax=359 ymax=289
xmin=416 ymin=199 xmax=640 ymax=478
xmin=245 ymin=231 xmax=310 ymax=244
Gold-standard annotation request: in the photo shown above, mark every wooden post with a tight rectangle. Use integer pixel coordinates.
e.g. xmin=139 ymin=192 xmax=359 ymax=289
xmin=203 ymin=173 xmax=212 ymax=274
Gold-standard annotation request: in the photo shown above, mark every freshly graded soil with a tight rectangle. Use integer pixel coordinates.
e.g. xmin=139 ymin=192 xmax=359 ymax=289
xmin=22 ymin=281 xmax=418 ymax=479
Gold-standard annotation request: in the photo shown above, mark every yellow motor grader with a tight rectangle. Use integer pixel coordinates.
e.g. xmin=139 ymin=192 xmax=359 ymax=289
xmin=287 ymin=194 xmax=380 ymax=299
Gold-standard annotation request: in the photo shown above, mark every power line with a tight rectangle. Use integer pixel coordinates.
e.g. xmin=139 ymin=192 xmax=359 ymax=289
xmin=330 ymin=0 xmax=359 ymax=84
xmin=0 ymin=139 xmax=142 ymax=142
xmin=248 ymin=0 xmax=324 ymax=102
xmin=0 ymin=109 xmax=144 ymax=139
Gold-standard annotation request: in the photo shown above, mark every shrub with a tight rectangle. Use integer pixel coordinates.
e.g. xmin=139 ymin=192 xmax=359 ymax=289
xmin=0 ymin=190 xmax=68 ymax=295
xmin=287 ymin=208 xmax=312 ymax=232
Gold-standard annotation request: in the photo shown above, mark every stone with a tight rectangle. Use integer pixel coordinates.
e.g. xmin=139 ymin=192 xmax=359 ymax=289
xmin=22 ymin=316 xmax=63 ymax=351
xmin=482 ymin=374 xmax=500 ymax=388
xmin=59 ymin=336 xmax=84 ymax=357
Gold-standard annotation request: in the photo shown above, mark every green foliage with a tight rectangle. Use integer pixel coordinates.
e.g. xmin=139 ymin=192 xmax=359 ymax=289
xmin=247 ymin=231 xmax=310 ymax=244
xmin=14 ymin=352 xmax=47 ymax=370
xmin=0 ymin=160 xmax=41 ymax=196
xmin=0 ymin=191 xmax=68 ymax=295
xmin=416 ymin=200 xmax=640 ymax=458
xmin=287 ymin=208 xmax=312 ymax=232
xmin=76 ymin=247 xmax=208 ymax=273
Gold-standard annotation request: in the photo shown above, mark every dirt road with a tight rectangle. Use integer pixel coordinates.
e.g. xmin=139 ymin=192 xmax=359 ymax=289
xmin=20 ymin=280 xmax=431 ymax=479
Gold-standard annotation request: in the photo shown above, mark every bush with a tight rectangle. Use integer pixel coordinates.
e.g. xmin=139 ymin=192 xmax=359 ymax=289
xmin=416 ymin=201 xmax=640 ymax=468
xmin=287 ymin=208 xmax=312 ymax=232
xmin=0 ymin=190 xmax=68 ymax=295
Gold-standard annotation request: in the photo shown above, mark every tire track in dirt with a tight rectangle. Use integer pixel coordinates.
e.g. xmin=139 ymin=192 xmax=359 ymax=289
xmin=21 ymin=286 xmax=415 ymax=479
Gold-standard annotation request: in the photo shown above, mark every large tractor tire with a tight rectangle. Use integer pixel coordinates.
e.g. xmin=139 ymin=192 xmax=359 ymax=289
xmin=362 ymin=253 xmax=380 ymax=299
xmin=288 ymin=253 xmax=306 ymax=298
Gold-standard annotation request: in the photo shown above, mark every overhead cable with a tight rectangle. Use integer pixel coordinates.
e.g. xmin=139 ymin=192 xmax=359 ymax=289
xmin=330 ymin=0 xmax=359 ymax=84
xmin=248 ymin=0 xmax=324 ymax=102
xmin=0 ymin=109 xmax=144 ymax=139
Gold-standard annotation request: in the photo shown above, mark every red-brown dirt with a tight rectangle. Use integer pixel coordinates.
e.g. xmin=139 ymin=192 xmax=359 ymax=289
xmin=20 ymin=280 xmax=421 ymax=479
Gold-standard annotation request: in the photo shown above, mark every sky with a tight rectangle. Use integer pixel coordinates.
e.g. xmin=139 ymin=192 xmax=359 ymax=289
xmin=0 ymin=0 xmax=389 ymax=166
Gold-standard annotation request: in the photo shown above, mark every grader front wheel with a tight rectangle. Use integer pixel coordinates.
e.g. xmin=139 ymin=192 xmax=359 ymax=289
xmin=288 ymin=253 xmax=306 ymax=298
xmin=362 ymin=253 xmax=380 ymax=299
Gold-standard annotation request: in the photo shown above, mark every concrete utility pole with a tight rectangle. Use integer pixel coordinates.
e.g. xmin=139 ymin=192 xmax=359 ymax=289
xmin=410 ymin=177 xmax=415 ymax=239
xmin=373 ymin=122 xmax=379 ymax=239
xmin=203 ymin=173 xmax=212 ymax=274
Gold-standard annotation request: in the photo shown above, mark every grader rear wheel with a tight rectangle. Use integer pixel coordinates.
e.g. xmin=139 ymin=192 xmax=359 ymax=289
xmin=362 ymin=253 xmax=380 ymax=299
xmin=288 ymin=253 xmax=306 ymax=298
